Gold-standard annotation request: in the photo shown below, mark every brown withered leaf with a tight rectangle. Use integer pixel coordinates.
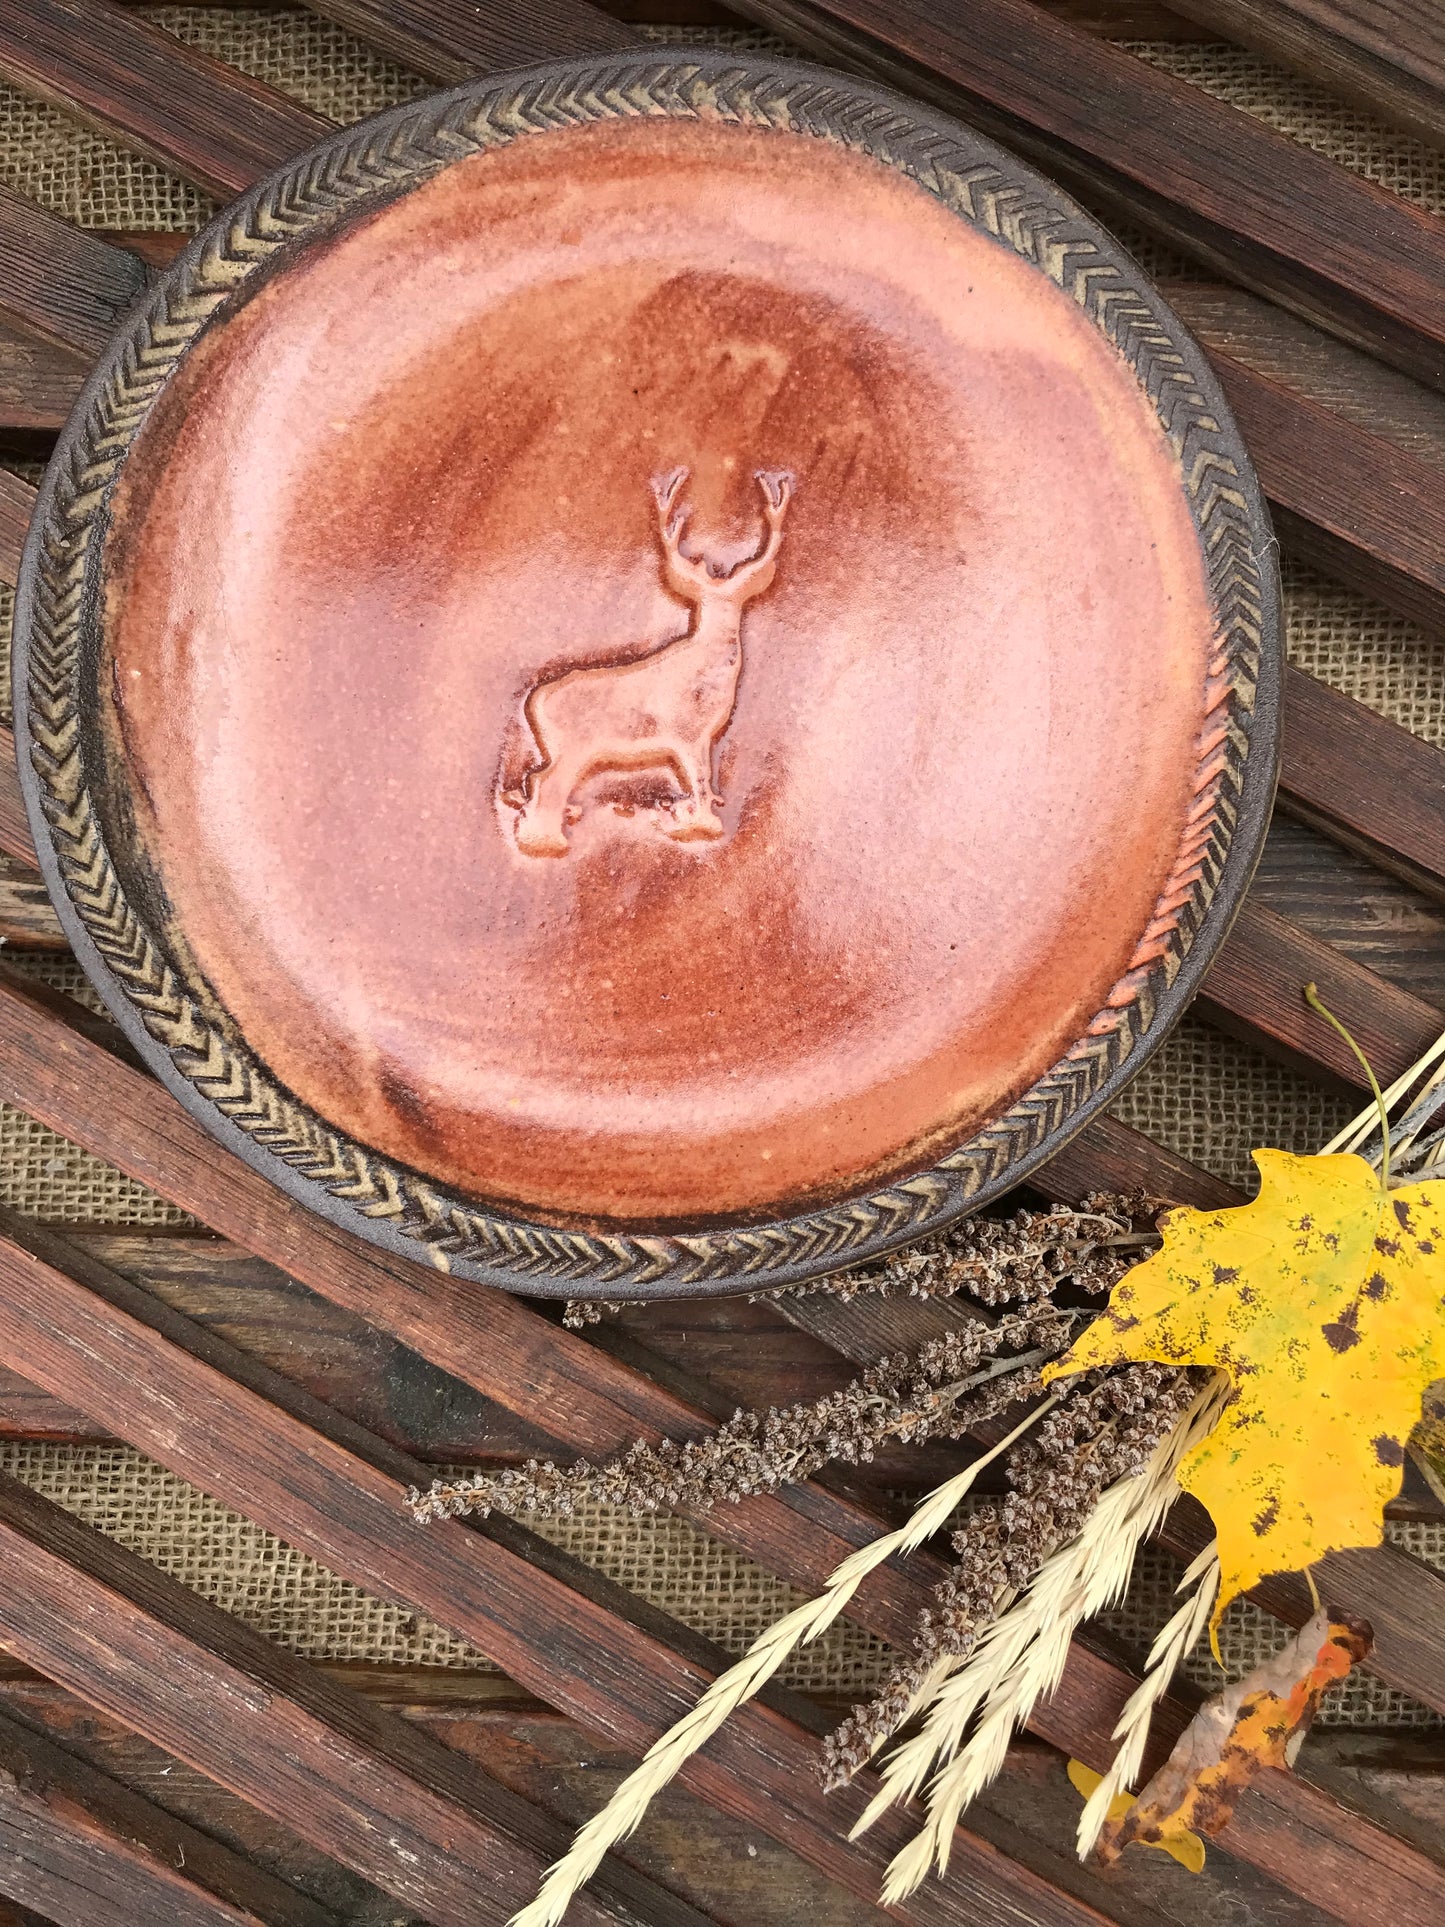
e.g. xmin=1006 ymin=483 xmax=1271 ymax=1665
xmin=1097 ymin=1608 xmax=1373 ymax=1866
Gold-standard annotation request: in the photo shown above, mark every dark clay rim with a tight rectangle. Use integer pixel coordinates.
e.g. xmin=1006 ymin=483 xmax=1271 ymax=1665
xmin=14 ymin=50 xmax=1281 ymax=1300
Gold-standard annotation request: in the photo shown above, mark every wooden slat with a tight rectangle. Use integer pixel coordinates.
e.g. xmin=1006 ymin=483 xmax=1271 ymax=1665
xmin=0 ymin=0 xmax=330 ymax=202
xmin=1281 ymin=663 xmax=1445 ymax=904
xmin=1165 ymin=0 xmax=1445 ymax=150
xmin=1198 ymin=896 xmax=1445 ymax=1092
xmin=0 ymin=854 xmax=67 ymax=949
xmin=0 ymin=1220 xmax=1116 ymax=1927
xmin=0 ymin=1210 xmax=1428 ymax=1927
xmin=1038 ymin=1112 xmax=1239 ymax=1210
xmin=0 ymin=1705 xmax=336 ymax=1927
xmin=1198 ymin=339 xmax=1445 ymax=636
xmin=0 ymin=966 xmax=946 ymax=1657
xmin=0 ymin=1474 xmax=726 ymax=1927
xmin=0 ymin=471 xmax=34 ymax=582
xmin=0 ymin=186 xmax=145 ymax=361
xmin=731 ymin=0 xmax=1445 ymax=390
xmin=0 ymin=729 xmax=38 ymax=870
xmin=302 ymin=0 xmax=635 ymax=84
xmin=0 ymin=319 xmax=89 ymax=437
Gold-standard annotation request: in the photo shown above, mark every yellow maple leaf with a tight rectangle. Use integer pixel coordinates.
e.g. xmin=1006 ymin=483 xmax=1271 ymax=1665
xmin=1043 ymin=1150 xmax=1445 ymax=1621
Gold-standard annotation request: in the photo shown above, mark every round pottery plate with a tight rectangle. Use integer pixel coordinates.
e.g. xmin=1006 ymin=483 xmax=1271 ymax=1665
xmin=16 ymin=53 xmax=1280 ymax=1299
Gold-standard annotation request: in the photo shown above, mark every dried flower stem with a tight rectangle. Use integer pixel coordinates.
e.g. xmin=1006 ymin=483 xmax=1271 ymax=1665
xmin=413 ymin=1310 xmax=1072 ymax=1526
xmin=505 ymin=1394 xmax=1061 ymax=1927
xmin=1074 ymin=1538 xmax=1219 ymax=1858
xmin=864 ymin=1374 xmax=1230 ymax=1906
xmin=822 ymin=1361 xmax=1193 ymax=1788
xmin=764 ymin=1200 xmax=1160 ymax=1307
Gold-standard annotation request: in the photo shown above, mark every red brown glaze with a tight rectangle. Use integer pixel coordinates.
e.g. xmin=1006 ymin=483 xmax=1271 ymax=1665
xmin=103 ymin=117 xmax=1215 ymax=1229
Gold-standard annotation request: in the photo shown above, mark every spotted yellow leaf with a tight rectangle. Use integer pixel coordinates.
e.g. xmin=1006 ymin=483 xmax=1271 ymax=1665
xmin=1065 ymin=1760 xmax=1205 ymax=1873
xmin=1044 ymin=1150 xmax=1445 ymax=1620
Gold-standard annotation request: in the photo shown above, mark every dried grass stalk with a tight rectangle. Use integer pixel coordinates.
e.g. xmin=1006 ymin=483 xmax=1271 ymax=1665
xmin=504 ymin=1394 xmax=1061 ymax=1927
xmin=868 ymin=1373 xmax=1230 ymax=1906
xmin=1075 ymin=1539 xmax=1220 ymax=1859
xmin=822 ymin=1360 xmax=1195 ymax=1786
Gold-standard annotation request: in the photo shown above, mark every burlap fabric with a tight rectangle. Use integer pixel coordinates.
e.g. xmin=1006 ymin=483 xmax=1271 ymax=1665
xmin=0 ymin=11 xmax=1440 ymax=1725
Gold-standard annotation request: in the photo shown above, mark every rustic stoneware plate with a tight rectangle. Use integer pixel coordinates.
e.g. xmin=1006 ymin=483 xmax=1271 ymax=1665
xmin=16 ymin=52 xmax=1280 ymax=1299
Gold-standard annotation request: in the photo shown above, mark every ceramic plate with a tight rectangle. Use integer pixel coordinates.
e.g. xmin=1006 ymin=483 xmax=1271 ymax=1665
xmin=16 ymin=53 xmax=1279 ymax=1297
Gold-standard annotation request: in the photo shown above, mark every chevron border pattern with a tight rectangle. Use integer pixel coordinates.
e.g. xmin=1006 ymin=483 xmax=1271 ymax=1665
xmin=16 ymin=54 xmax=1273 ymax=1298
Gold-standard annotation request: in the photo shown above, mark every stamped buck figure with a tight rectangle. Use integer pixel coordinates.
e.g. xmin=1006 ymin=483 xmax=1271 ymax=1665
xmin=510 ymin=467 xmax=793 ymax=856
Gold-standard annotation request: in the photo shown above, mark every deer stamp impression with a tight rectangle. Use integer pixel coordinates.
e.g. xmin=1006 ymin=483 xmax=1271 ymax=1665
xmin=19 ymin=55 xmax=1278 ymax=1296
xmin=509 ymin=468 xmax=792 ymax=856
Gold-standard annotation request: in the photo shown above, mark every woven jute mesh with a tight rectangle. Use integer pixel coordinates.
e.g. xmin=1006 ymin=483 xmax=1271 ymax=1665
xmin=4 ymin=1442 xmax=1437 ymax=1724
xmin=0 ymin=14 xmax=1442 ymax=1725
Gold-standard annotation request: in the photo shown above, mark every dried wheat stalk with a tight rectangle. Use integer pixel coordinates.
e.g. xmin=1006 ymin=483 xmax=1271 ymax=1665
xmin=1075 ymin=1539 xmax=1221 ymax=1859
xmin=875 ymin=1374 xmax=1230 ymax=1905
xmin=506 ymin=1395 xmax=1062 ymax=1927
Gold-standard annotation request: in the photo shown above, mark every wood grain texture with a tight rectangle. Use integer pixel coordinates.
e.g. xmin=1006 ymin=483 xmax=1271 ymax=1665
xmin=0 ymin=1472 xmax=714 ymax=1927
xmin=0 ymin=1706 xmax=336 ymax=1927
xmin=0 ymin=188 xmax=144 ymax=363
xmin=1038 ymin=1113 xmax=1240 ymax=1210
xmin=1165 ymin=280 xmax=1445 ymax=470
xmin=1192 ymin=336 xmax=1445 ymax=636
xmin=0 ymin=0 xmax=330 ymax=202
xmin=1253 ymin=816 xmax=1445 ymax=1011
xmin=0 ymin=854 xmax=67 ymax=949
xmin=0 ymin=1221 xmax=1117 ymax=1927
xmin=730 ymin=0 xmax=1445 ymax=389
xmin=0 ymin=469 xmax=35 ymax=583
xmin=1280 ymin=662 xmax=1445 ymax=903
xmin=0 ymin=1211 xmax=1432 ymax=1926
xmin=302 ymin=0 xmax=635 ymax=84
xmin=0 ymin=966 xmax=963 ymax=1657
xmin=0 ymin=730 xmax=38 ymax=869
xmin=1197 ymin=895 xmax=1445 ymax=1092
xmin=0 ymin=320 xmax=89 ymax=437
xmin=1166 ymin=0 xmax=1445 ymax=150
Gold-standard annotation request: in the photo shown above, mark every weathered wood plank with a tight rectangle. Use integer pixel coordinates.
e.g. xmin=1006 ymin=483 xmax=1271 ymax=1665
xmin=1281 ymin=663 xmax=1445 ymax=904
xmin=0 ymin=1706 xmax=336 ymax=1927
xmin=1253 ymin=817 xmax=1445 ymax=1013
xmin=301 ymin=0 xmax=635 ymax=84
xmin=0 ymin=187 xmax=145 ymax=362
xmin=0 ymin=854 xmax=64 ymax=950
xmin=0 ymin=0 xmax=330 ymax=202
xmin=1197 ymin=896 xmax=1445 ymax=1092
xmin=1193 ymin=337 xmax=1445 ymax=636
xmin=0 ymin=320 xmax=89 ymax=438
xmin=0 ymin=966 xmax=948 ymax=1656
xmin=0 ymin=1214 xmax=1433 ymax=1925
xmin=0 ymin=470 xmax=35 ymax=582
xmin=730 ymin=0 xmax=1445 ymax=390
xmin=0 ymin=1220 xmax=1117 ymax=1927
xmin=1165 ymin=0 xmax=1445 ymax=151
xmin=0 ymin=1471 xmax=717 ymax=1927
xmin=0 ymin=729 xmax=38 ymax=870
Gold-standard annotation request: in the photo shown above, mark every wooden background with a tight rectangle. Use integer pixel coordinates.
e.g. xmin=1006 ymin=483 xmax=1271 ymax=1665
xmin=0 ymin=3 xmax=1443 ymax=1925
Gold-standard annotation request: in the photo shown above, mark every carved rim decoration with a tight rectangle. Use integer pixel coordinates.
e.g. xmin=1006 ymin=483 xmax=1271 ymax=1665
xmin=14 ymin=52 xmax=1280 ymax=1300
